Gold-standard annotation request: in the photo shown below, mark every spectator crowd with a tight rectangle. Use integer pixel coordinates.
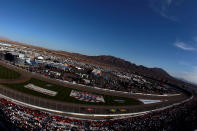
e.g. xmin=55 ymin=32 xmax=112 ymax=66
xmin=0 ymin=42 xmax=180 ymax=95
xmin=0 ymin=96 xmax=197 ymax=131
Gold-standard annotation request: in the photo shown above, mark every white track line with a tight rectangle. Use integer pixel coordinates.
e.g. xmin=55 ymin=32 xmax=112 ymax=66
xmin=0 ymin=93 xmax=193 ymax=119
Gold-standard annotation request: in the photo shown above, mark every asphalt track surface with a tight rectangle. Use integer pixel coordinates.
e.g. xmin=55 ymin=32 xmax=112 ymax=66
xmin=0 ymin=91 xmax=193 ymax=120
xmin=0 ymin=60 xmax=190 ymax=118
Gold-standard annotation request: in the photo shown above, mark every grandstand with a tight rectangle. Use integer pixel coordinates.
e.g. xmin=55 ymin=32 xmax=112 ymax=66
xmin=0 ymin=50 xmax=195 ymax=130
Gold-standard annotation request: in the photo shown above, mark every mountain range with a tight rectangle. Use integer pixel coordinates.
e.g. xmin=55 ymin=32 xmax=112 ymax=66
xmin=1 ymin=38 xmax=196 ymax=89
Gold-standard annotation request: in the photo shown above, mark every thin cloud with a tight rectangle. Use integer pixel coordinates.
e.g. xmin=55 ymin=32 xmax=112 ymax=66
xmin=174 ymin=41 xmax=196 ymax=51
xmin=193 ymin=37 xmax=197 ymax=42
xmin=148 ymin=0 xmax=181 ymax=21
xmin=178 ymin=66 xmax=197 ymax=85
xmin=160 ymin=12 xmax=177 ymax=21
xmin=178 ymin=61 xmax=191 ymax=67
xmin=167 ymin=0 xmax=173 ymax=5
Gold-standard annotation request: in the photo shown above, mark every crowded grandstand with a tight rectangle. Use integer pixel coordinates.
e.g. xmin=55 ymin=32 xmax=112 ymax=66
xmin=0 ymin=95 xmax=196 ymax=130
xmin=0 ymin=41 xmax=196 ymax=131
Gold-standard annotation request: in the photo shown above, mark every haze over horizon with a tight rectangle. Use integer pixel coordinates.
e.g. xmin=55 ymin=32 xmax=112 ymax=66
xmin=0 ymin=0 xmax=197 ymax=84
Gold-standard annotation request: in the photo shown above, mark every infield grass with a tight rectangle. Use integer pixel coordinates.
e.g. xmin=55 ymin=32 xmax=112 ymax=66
xmin=0 ymin=65 xmax=20 ymax=79
xmin=4 ymin=78 xmax=141 ymax=106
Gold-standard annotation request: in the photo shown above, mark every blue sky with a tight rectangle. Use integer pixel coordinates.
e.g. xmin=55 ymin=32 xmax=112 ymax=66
xmin=0 ymin=0 xmax=197 ymax=84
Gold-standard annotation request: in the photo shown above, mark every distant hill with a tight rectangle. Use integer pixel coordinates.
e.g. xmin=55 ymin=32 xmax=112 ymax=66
xmin=0 ymin=38 xmax=173 ymax=80
xmin=85 ymin=55 xmax=172 ymax=80
xmin=1 ymin=38 xmax=197 ymax=89
xmin=60 ymin=53 xmax=173 ymax=81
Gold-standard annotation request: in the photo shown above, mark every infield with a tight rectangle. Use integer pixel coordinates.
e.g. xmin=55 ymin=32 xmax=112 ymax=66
xmin=3 ymin=78 xmax=141 ymax=106
xmin=0 ymin=64 xmax=20 ymax=79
